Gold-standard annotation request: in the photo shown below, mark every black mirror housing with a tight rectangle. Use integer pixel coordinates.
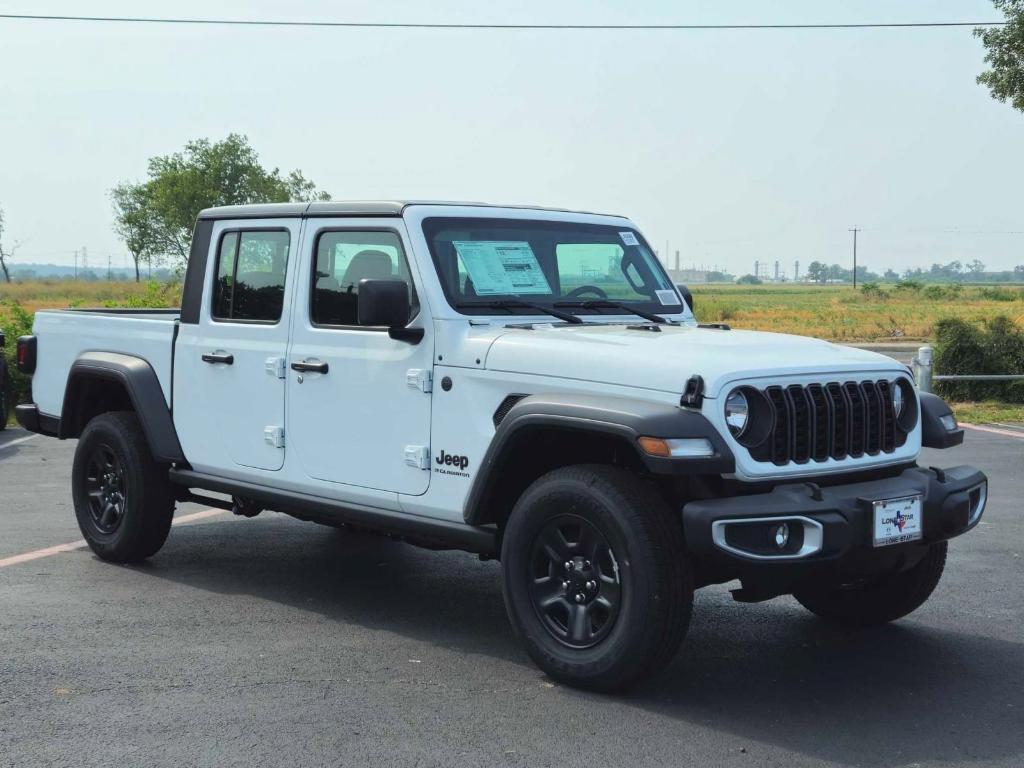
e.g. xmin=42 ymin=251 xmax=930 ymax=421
xmin=358 ymin=279 xmax=412 ymax=329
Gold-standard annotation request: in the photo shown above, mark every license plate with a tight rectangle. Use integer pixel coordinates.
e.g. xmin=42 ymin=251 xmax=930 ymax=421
xmin=873 ymin=495 xmax=923 ymax=547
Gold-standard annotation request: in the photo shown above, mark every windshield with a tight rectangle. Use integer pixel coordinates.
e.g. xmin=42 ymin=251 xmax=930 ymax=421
xmin=422 ymin=217 xmax=686 ymax=318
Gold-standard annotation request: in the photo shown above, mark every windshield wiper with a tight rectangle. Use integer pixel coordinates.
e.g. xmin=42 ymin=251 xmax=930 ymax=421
xmin=456 ymin=299 xmax=583 ymax=325
xmin=555 ymin=299 xmax=668 ymax=324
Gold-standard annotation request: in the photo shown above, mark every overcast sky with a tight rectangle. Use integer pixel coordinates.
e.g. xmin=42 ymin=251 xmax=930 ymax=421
xmin=1 ymin=0 xmax=1021 ymax=277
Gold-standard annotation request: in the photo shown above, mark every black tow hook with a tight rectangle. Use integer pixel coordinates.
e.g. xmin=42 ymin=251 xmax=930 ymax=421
xmin=804 ymin=482 xmax=824 ymax=502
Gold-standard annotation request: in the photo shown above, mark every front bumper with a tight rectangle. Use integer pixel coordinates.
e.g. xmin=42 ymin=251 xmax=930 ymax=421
xmin=683 ymin=465 xmax=987 ymax=591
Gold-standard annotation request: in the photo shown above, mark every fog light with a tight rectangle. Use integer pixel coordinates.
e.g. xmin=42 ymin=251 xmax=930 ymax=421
xmin=773 ymin=523 xmax=790 ymax=549
xmin=939 ymin=413 xmax=958 ymax=431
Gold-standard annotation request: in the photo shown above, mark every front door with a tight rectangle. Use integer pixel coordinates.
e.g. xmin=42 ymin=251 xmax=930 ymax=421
xmin=285 ymin=220 xmax=433 ymax=495
xmin=174 ymin=219 xmax=300 ymax=473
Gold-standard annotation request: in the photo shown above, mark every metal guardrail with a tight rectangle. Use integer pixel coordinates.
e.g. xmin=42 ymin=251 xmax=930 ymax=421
xmin=912 ymin=345 xmax=1024 ymax=393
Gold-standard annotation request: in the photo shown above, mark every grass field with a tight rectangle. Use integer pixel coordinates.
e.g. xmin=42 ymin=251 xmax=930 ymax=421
xmin=2 ymin=280 xmax=1021 ymax=342
xmin=3 ymin=279 xmax=1023 ymax=424
xmin=690 ymin=283 xmax=1024 ymax=342
xmin=0 ymin=279 xmax=182 ymax=314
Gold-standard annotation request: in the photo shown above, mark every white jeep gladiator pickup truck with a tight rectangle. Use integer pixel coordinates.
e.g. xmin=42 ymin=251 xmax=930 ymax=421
xmin=15 ymin=201 xmax=987 ymax=691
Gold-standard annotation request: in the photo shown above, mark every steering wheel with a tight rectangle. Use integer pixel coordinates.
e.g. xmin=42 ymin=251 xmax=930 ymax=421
xmin=563 ymin=285 xmax=608 ymax=300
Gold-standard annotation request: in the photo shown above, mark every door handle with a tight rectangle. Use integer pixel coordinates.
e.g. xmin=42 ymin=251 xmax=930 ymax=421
xmin=291 ymin=360 xmax=329 ymax=374
xmin=202 ymin=352 xmax=234 ymax=365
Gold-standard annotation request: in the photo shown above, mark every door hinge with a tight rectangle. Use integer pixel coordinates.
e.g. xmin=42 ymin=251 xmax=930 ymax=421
xmin=264 ymin=426 xmax=285 ymax=448
xmin=265 ymin=356 xmax=286 ymax=379
xmin=404 ymin=445 xmax=430 ymax=470
xmin=406 ymin=368 xmax=432 ymax=393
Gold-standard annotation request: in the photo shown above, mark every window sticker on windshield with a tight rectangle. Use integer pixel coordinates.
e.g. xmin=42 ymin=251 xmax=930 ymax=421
xmin=619 ymin=231 xmax=639 ymax=247
xmin=655 ymin=289 xmax=681 ymax=306
xmin=453 ymin=240 xmax=552 ymax=296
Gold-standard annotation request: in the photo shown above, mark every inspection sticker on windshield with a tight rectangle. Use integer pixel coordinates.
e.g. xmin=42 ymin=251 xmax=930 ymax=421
xmin=872 ymin=495 xmax=923 ymax=547
xmin=655 ymin=289 xmax=681 ymax=306
xmin=619 ymin=231 xmax=639 ymax=247
xmin=453 ymin=240 xmax=552 ymax=296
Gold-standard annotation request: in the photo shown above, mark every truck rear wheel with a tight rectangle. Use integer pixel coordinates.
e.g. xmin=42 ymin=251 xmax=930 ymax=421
xmin=794 ymin=542 xmax=947 ymax=625
xmin=71 ymin=411 xmax=175 ymax=563
xmin=501 ymin=465 xmax=693 ymax=692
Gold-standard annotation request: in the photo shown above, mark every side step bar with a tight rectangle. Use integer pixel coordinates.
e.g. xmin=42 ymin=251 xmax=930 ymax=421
xmin=168 ymin=468 xmax=498 ymax=556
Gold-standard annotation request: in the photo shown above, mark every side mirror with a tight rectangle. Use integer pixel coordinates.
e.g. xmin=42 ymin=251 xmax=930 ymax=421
xmin=676 ymin=284 xmax=694 ymax=313
xmin=357 ymin=279 xmax=423 ymax=343
xmin=358 ymin=279 xmax=411 ymax=327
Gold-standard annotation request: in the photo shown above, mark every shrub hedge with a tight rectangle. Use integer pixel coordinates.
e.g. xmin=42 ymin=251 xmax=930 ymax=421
xmin=933 ymin=316 xmax=1024 ymax=402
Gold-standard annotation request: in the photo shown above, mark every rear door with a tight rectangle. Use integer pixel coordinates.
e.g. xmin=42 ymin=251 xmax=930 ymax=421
xmin=285 ymin=219 xmax=433 ymax=496
xmin=174 ymin=218 xmax=301 ymax=473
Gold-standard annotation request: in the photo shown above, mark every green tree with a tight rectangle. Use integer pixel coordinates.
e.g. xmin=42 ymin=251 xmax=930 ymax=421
xmin=735 ymin=274 xmax=762 ymax=285
xmin=805 ymin=261 xmax=828 ymax=283
xmin=110 ymin=183 xmax=162 ymax=282
xmin=975 ymin=1 xmax=1024 ymax=112
xmin=118 ymin=134 xmax=330 ymax=268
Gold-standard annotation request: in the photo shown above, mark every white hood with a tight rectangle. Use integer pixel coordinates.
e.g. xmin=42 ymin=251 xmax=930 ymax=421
xmin=483 ymin=324 xmax=906 ymax=397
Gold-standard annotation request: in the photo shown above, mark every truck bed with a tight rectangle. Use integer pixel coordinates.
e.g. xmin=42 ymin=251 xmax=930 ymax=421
xmin=31 ymin=308 xmax=180 ymax=419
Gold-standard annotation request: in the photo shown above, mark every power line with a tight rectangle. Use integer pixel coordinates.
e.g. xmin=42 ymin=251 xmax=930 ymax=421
xmin=0 ymin=14 xmax=1008 ymax=31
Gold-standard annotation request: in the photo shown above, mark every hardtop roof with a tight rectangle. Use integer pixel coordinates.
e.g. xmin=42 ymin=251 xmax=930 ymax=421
xmin=196 ymin=200 xmax=625 ymax=221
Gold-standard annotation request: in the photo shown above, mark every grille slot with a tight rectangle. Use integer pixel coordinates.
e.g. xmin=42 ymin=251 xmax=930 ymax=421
xmin=786 ymin=385 xmax=812 ymax=464
xmin=752 ymin=379 xmax=899 ymax=466
xmin=807 ymin=384 xmax=830 ymax=461
xmin=493 ymin=394 xmax=528 ymax=428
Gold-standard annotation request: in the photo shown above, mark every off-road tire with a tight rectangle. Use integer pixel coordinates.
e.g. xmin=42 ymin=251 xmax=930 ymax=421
xmin=501 ymin=465 xmax=693 ymax=692
xmin=72 ymin=411 xmax=175 ymax=563
xmin=794 ymin=542 xmax=948 ymax=626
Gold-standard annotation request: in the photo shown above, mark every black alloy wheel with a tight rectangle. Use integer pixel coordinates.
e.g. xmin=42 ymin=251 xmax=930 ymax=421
xmin=84 ymin=443 xmax=127 ymax=534
xmin=501 ymin=465 xmax=694 ymax=691
xmin=529 ymin=515 xmax=622 ymax=649
xmin=71 ymin=411 xmax=175 ymax=562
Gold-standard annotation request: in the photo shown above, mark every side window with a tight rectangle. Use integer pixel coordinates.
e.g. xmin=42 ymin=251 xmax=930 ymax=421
xmin=212 ymin=229 xmax=291 ymax=322
xmin=311 ymin=230 xmax=418 ymax=327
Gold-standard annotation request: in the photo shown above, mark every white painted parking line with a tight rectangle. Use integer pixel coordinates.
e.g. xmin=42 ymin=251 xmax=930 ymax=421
xmin=960 ymin=422 xmax=1024 ymax=439
xmin=0 ymin=507 xmax=226 ymax=568
xmin=0 ymin=433 xmax=38 ymax=450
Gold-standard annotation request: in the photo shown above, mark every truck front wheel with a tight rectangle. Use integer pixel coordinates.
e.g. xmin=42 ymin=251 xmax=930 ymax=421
xmin=501 ymin=465 xmax=693 ymax=692
xmin=71 ymin=411 xmax=175 ymax=563
xmin=794 ymin=542 xmax=947 ymax=625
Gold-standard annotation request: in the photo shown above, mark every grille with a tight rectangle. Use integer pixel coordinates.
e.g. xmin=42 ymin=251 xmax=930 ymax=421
xmin=750 ymin=379 xmax=905 ymax=466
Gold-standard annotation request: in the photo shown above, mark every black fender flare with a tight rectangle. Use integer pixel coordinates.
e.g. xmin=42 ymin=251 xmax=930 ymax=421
xmin=919 ymin=392 xmax=965 ymax=449
xmin=463 ymin=393 xmax=734 ymax=525
xmin=61 ymin=351 xmax=185 ymax=463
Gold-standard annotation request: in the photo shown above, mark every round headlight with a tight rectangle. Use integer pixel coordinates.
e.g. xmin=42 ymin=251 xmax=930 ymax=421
xmin=892 ymin=380 xmax=904 ymax=418
xmin=725 ymin=389 xmax=749 ymax=437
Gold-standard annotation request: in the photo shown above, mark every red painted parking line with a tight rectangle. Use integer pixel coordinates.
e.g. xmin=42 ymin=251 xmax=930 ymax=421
xmin=960 ymin=422 xmax=1024 ymax=439
xmin=0 ymin=508 xmax=226 ymax=568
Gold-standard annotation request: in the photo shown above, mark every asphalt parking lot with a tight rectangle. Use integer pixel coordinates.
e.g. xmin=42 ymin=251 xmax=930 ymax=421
xmin=1 ymin=428 xmax=1021 ymax=768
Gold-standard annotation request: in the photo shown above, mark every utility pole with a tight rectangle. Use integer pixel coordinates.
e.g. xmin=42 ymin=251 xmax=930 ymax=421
xmin=849 ymin=227 xmax=860 ymax=289
xmin=74 ymin=250 xmax=78 ymax=279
